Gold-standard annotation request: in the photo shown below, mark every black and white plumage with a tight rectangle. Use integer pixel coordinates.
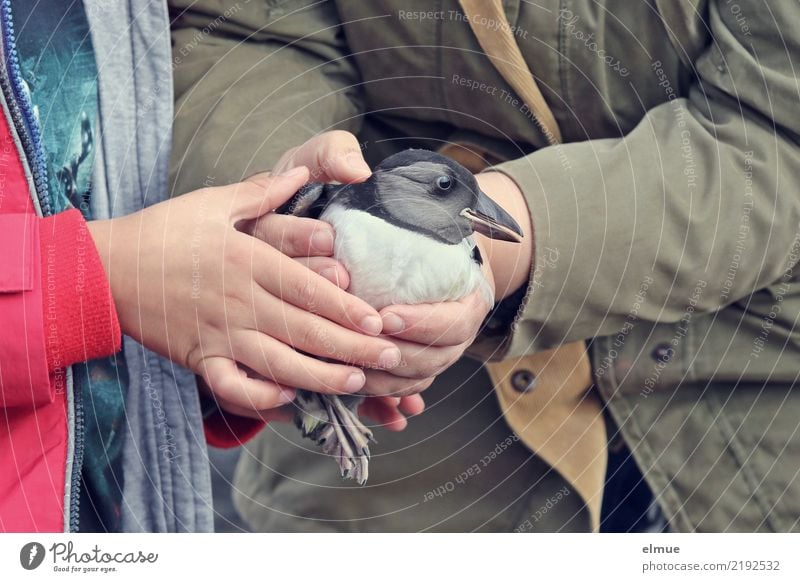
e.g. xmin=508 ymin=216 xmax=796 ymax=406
xmin=278 ymin=149 xmax=523 ymax=484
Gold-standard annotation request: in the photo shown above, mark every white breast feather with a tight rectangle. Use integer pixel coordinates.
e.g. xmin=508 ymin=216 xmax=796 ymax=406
xmin=321 ymin=205 xmax=493 ymax=310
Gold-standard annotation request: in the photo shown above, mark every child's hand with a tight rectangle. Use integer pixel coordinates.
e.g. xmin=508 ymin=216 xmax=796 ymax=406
xmin=88 ymin=167 xmax=403 ymax=417
xmin=224 ymin=393 xmax=426 ymax=431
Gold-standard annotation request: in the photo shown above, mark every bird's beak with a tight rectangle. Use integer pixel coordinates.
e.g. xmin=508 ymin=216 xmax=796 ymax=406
xmin=461 ymin=191 xmax=524 ymax=243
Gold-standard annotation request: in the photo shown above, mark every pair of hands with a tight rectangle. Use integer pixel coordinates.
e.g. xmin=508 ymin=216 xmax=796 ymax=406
xmin=88 ymin=131 xmax=497 ymax=431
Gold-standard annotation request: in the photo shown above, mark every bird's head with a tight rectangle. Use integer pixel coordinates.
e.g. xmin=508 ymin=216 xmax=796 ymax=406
xmin=359 ymin=149 xmax=524 ymax=245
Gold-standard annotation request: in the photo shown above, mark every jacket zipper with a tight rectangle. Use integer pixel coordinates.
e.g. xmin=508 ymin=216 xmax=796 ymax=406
xmin=0 ymin=0 xmax=83 ymax=532
xmin=68 ymin=377 xmax=84 ymax=531
xmin=0 ymin=0 xmax=50 ymax=215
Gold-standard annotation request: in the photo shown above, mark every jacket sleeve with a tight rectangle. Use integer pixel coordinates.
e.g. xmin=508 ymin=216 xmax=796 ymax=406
xmin=169 ymin=0 xmax=364 ymax=194
xmin=1 ymin=209 xmax=121 ymax=408
xmin=473 ymin=0 xmax=800 ymax=359
xmin=169 ymin=0 xmax=364 ymax=442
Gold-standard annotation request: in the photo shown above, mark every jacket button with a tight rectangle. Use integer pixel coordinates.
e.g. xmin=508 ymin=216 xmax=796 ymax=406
xmin=651 ymin=343 xmax=674 ymax=363
xmin=511 ymin=369 xmax=537 ymax=393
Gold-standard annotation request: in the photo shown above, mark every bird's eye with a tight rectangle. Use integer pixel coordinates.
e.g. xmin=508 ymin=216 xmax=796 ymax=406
xmin=435 ymin=176 xmax=452 ymax=191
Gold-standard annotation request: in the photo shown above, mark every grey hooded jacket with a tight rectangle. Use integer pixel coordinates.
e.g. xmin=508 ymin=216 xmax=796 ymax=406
xmin=84 ymin=0 xmax=212 ymax=532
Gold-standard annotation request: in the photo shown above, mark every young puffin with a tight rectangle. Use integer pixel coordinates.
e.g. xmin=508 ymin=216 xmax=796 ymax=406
xmin=278 ymin=149 xmax=523 ymax=484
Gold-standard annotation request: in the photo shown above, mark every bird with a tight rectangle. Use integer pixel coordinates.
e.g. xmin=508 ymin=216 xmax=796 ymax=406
xmin=278 ymin=149 xmax=523 ymax=484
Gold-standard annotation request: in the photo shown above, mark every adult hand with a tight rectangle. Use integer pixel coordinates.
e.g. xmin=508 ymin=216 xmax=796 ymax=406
xmin=271 ymin=130 xmax=372 ymax=184
xmin=364 ymin=253 xmax=495 ymax=398
xmin=244 ymin=393 xmax=426 ymax=430
xmin=88 ymin=167 xmax=403 ymax=418
xmin=237 ymin=130 xmax=372 ymax=292
xmin=264 ymin=130 xmax=426 ymax=424
xmin=361 ymin=171 xmax=533 ymax=398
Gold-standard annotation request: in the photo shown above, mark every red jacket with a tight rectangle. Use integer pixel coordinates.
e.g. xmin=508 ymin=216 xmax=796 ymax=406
xmin=0 ymin=109 xmax=261 ymax=532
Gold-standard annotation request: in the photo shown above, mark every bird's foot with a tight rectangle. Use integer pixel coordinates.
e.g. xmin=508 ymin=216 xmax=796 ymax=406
xmin=294 ymin=391 xmax=372 ymax=485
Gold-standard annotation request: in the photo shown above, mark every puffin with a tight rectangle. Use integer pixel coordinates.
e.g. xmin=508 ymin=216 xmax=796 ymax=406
xmin=278 ymin=149 xmax=523 ymax=484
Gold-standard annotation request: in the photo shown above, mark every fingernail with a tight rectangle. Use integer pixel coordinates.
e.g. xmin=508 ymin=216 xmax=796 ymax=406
xmin=277 ymin=166 xmax=306 ymax=178
xmin=311 ymin=229 xmax=334 ymax=253
xmin=359 ymin=315 xmax=383 ymax=335
xmin=346 ymin=152 xmax=371 ymax=176
xmin=279 ymin=388 xmax=296 ymax=404
xmin=382 ymin=312 xmax=405 ymax=334
xmin=379 ymin=347 xmax=402 ymax=369
xmin=345 ymin=371 xmax=366 ymax=393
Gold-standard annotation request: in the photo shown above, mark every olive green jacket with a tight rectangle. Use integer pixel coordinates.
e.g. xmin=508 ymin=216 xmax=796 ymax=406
xmin=169 ymin=0 xmax=800 ymax=532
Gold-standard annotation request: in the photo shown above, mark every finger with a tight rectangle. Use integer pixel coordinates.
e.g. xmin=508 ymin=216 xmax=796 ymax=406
xmin=379 ymin=289 xmax=487 ymax=346
xmin=252 ymin=243 xmax=385 ymax=336
xmin=273 ymin=131 xmax=371 ymax=184
xmin=293 ymin=257 xmax=350 ymax=289
xmin=246 ymin=213 xmax=335 ymax=257
xmin=251 ymin=293 xmax=401 ymax=369
xmin=216 ymin=400 xmax=294 ymax=423
xmin=228 ymin=166 xmax=310 ymax=222
xmin=399 ymin=394 xmax=426 ymax=416
xmin=359 ymin=397 xmax=409 ymax=431
xmin=200 ymin=356 xmax=296 ymax=411
xmin=361 ymin=369 xmax=436 ymax=397
xmin=377 ymin=337 xmax=466 ymax=379
xmin=232 ymin=329 xmax=370 ymax=395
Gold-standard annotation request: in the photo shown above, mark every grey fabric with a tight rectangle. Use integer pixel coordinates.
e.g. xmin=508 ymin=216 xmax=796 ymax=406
xmin=85 ymin=0 xmax=213 ymax=532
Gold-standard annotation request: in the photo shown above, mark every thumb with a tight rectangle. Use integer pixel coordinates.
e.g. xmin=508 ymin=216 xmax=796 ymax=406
xmin=275 ymin=131 xmax=371 ymax=184
xmin=229 ymin=166 xmax=309 ymax=221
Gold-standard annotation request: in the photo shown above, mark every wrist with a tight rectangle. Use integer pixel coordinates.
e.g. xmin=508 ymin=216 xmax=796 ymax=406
xmin=86 ymin=218 xmax=112 ymax=277
xmin=87 ymin=215 xmax=135 ymax=335
xmin=474 ymin=172 xmax=534 ymax=299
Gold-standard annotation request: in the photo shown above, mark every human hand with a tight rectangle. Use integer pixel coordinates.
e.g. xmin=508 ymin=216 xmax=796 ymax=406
xmin=272 ymin=130 xmax=371 ymax=184
xmin=265 ymin=131 xmax=428 ymax=425
xmin=244 ymin=392 xmax=426 ymax=430
xmin=238 ymin=130 xmax=371 ymax=291
xmin=88 ymin=167 xmax=403 ymax=417
xmin=362 ymin=241 xmax=496 ymax=398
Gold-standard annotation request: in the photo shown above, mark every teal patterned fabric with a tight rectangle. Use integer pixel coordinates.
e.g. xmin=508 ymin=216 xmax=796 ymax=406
xmin=11 ymin=0 xmax=128 ymax=530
